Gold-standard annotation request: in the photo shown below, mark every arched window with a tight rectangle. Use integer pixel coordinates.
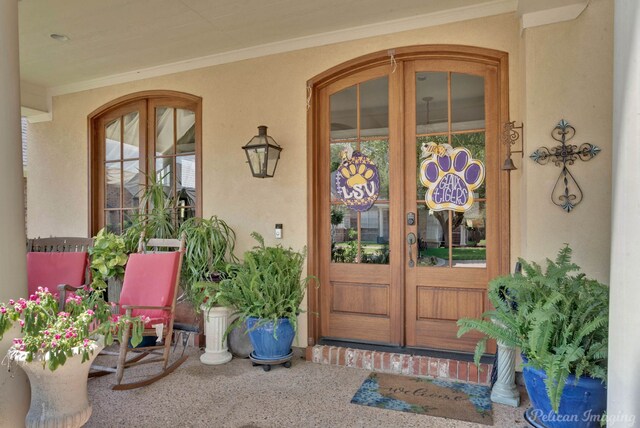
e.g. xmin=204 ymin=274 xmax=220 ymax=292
xmin=88 ymin=91 xmax=202 ymax=235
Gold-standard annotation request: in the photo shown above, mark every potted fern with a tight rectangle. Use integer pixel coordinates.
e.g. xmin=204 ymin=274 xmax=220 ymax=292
xmin=457 ymin=246 xmax=608 ymax=428
xmin=216 ymin=233 xmax=313 ymax=364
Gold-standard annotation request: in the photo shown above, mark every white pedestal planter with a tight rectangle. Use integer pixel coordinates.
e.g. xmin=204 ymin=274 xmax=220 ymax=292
xmin=13 ymin=342 xmax=103 ymax=428
xmin=200 ymin=305 xmax=232 ymax=365
xmin=490 ymin=338 xmax=521 ymax=407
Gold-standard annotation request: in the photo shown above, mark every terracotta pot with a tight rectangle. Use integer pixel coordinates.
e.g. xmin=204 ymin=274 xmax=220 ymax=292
xmin=13 ymin=342 xmax=103 ymax=428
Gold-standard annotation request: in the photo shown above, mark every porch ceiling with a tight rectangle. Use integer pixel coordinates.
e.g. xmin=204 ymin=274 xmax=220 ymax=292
xmin=18 ymin=0 xmax=587 ymax=106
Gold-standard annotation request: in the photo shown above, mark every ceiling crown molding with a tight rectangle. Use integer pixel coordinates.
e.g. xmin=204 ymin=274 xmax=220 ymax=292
xmin=46 ymin=0 xmax=516 ymax=99
xmin=519 ymin=1 xmax=589 ymax=31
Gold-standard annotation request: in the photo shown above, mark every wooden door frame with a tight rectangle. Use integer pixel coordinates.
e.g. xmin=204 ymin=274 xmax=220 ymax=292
xmin=306 ymin=45 xmax=510 ymax=352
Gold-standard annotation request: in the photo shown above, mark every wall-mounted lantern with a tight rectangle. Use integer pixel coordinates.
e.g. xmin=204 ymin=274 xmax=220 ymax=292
xmin=242 ymin=126 xmax=282 ymax=178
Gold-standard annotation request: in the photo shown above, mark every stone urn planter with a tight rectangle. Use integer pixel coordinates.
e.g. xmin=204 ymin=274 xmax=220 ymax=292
xmin=0 ymin=323 xmax=30 ymax=427
xmin=12 ymin=342 xmax=103 ymax=428
xmin=200 ymin=305 xmax=232 ymax=365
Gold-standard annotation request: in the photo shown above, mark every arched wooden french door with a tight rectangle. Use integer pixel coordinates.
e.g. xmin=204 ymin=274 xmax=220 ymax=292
xmin=307 ymin=46 xmax=510 ymax=353
xmin=88 ymin=91 xmax=202 ymax=236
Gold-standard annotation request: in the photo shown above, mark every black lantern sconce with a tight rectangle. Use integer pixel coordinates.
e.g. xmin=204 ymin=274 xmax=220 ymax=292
xmin=501 ymin=121 xmax=524 ymax=171
xmin=242 ymin=126 xmax=283 ymax=178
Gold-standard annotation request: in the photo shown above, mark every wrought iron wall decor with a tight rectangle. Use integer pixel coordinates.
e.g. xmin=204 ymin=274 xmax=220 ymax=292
xmin=501 ymin=121 xmax=524 ymax=171
xmin=530 ymin=119 xmax=601 ymax=213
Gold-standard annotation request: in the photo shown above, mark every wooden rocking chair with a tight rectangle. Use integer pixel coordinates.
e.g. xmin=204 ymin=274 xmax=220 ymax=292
xmin=91 ymin=233 xmax=188 ymax=390
xmin=26 ymin=237 xmax=93 ymax=307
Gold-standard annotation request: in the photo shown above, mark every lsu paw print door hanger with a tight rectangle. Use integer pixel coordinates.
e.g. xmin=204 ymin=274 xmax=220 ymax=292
xmin=335 ymin=150 xmax=380 ymax=212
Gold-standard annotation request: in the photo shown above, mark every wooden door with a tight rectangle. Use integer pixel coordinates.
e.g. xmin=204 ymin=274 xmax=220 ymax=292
xmin=312 ymin=46 xmax=509 ymax=353
xmin=403 ymin=60 xmax=502 ymax=352
xmin=318 ymin=65 xmax=404 ymax=345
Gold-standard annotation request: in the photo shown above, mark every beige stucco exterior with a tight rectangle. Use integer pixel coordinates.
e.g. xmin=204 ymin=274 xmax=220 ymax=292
xmin=26 ymin=0 xmax=613 ymax=346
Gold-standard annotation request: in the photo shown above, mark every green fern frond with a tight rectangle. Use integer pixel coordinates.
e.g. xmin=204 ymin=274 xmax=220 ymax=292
xmin=457 ymin=245 xmax=608 ymax=413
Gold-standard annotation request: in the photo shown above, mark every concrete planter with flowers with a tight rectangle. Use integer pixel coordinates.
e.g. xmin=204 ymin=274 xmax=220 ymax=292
xmin=0 ymin=287 xmax=147 ymax=427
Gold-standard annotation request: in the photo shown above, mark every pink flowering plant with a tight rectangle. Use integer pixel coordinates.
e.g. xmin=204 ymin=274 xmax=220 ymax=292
xmin=0 ymin=287 xmax=146 ymax=371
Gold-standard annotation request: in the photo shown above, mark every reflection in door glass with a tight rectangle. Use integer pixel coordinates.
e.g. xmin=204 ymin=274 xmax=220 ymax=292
xmin=330 ymin=86 xmax=357 ymax=141
xmin=156 ymin=107 xmax=175 ymax=155
xmin=451 ymin=73 xmax=485 ymax=131
xmin=330 ymin=205 xmax=358 ymax=263
xmin=360 ymin=204 xmax=389 ymax=264
xmin=416 ymin=72 xmax=448 ymax=134
xmin=452 ymin=132 xmax=486 ymax=198
xmin=105 ymin=119 xmax=121 ymax=161
xmin=361 ymin=139 xmax=389 ymax=200
xmin=452 ymin=201 xmax=487 ymax=267
xmin=105 ymin=210 xmax=122 ymax=235
xmin=105 ymin=163 xmax=122 ymax=209
xmin=360 ymin=77 xmax=389 ymax=138
xmin=416 ymin=204 xmax=447 ymax=267
xmin=123 ymin=112 xmax=140 ymax=153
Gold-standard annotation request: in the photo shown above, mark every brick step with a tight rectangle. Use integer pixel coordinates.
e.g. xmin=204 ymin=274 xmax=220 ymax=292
xmin=309 ymin=345 xmax=492 ymax=385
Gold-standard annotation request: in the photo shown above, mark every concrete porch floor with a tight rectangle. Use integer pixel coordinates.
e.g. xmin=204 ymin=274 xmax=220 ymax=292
xmin=86 ymin=347 xmax=530 ymax=427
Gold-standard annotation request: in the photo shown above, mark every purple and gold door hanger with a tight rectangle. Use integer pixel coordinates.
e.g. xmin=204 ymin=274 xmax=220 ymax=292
xmin=336 ymin=151 xmax=380 ymax=212
xmin=419 ymin=143 xmax=485 ymax=212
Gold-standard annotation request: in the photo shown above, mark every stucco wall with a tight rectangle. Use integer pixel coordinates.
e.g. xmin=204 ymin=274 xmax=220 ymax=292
xmin=520 ymin=0 xmax=613 ymax=282
xmin=27 ymin=1 xmax=613 ymax=345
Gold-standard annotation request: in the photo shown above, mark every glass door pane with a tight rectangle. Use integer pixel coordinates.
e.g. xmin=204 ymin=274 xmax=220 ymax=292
xmin=154 ymin=106 xmax=198 ymax=226
xmin=330 ymin=77 xmax=389 ymax=264
xmin=414 ymin=71 xmax=486 ymax=268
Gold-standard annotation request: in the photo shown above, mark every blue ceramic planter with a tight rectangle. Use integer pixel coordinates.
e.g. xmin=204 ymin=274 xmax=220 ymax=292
xmin=523 ymin=364 xmax=607 ymax=428
xmin=246 ymin=317 xmax=295 ymax=360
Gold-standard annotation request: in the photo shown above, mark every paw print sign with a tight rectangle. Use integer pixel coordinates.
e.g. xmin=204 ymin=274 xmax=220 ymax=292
xmin=336 ymin=151 xmax=380 ymax=212
xmin=420 ymin=147 xmax=485 ymax=212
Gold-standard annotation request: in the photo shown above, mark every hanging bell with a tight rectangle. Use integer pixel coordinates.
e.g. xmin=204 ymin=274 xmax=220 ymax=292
xmin=502 ymin=157 xmax=517 ymax=171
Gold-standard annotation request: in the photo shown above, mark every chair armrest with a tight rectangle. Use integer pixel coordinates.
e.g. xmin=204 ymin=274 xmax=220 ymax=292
xmin=58 ymin=284 xmax=83 ymax=293
xmin=57 ymin=283 xmax=84 ymax=309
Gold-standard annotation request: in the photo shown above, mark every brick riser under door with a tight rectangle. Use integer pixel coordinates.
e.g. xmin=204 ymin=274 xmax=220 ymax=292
xmin=309 ymin=345 xmax=492 ymax=385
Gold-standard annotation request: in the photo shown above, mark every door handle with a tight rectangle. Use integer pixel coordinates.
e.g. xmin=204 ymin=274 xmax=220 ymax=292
xmin=407 ymin=232 xmax=417 ymax=268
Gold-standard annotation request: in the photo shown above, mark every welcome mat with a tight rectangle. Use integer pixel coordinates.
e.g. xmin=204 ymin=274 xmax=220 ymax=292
xmin=351 ymin=372 xmax=493 ymax=425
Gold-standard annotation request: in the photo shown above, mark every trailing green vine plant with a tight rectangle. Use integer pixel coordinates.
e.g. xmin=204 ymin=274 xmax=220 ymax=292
xmin=457 ymin=245 xmax=608 ymax=413
xmin=89 ymin=228 xmax=128 ymax=290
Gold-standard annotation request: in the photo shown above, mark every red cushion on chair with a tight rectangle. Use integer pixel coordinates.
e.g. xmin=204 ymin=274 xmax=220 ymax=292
xmin=119 ymin=252 xmax=181 ymax=324
xmin=26 ymin=252 xmax=89 ymax=297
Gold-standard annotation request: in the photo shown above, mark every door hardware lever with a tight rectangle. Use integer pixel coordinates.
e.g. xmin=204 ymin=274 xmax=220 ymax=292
xmin=407 ymin=232 xmax=417 ymax=268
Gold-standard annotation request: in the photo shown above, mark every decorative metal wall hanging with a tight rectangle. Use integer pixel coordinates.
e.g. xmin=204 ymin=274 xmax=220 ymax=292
xmin=530 ymin=119 xmax=601 ymax=213
xmin=501 ymin=121 xmax=524 ymax=171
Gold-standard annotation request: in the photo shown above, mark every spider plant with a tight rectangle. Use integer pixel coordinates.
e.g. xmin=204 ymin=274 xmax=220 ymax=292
xmin=178 ymin=216 xmax=238 ymax=308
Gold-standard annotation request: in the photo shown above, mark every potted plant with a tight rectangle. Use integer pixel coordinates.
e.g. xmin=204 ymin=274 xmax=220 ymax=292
xmin=457 ymin=246 xmax=608 ymax=428
xmin=0 ymin=287 xmax=146 ymax=427
xmin=89 ymin=228 xmax=128 ymax=305
xmin=216 ymin=232 xmax=313 ymax=362
xmin=123 ymin=175 xmax=239 ymax=342
xmin=178 ymin=215 xmax=238 ymax=309
xmin=196 ymin=280 xmax=234 ymax=365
